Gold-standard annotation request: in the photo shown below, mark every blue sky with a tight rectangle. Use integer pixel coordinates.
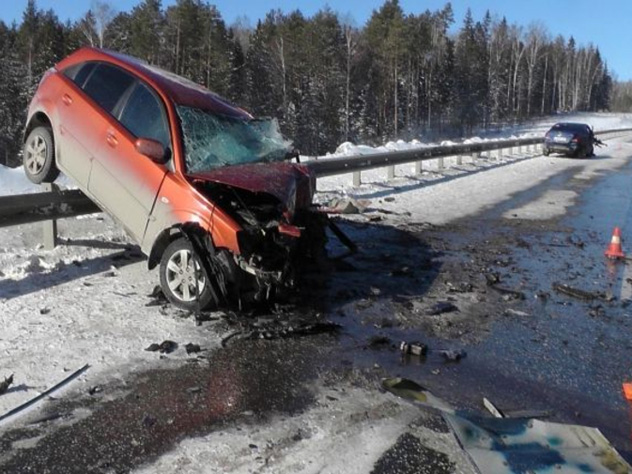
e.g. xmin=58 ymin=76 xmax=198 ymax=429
xmin=4 ymin=0 xmax=631 ymax=80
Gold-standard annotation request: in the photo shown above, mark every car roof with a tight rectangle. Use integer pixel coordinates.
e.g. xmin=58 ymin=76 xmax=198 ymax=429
xmin=550 ymin=122 xmax=591 ymax=131
xmin=56 ymin=47 xmax=251 ymax=119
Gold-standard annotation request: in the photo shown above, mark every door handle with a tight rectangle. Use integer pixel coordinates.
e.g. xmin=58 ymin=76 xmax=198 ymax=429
xmin=62 ymin=94 xmax=73 ymax=105
xmin=106 ymin=132 xmax=118 ymax=147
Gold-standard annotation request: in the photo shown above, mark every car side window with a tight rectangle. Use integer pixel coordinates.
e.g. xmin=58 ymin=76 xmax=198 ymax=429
xmin=119 ymin=83 xmax=171 ymax=151
xmin=63 ymin=62 xmax=97 ymax=88
xmin=82 ymin=64 xmax=135 ymax=114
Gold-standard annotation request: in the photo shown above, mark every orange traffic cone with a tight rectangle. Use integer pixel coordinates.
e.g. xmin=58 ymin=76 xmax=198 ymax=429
xmin=605 ymin=227 xmax=625 ymax=259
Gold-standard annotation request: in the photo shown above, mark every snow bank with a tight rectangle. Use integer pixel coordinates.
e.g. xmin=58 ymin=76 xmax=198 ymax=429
xmin=0 ymin=166 xmax=39 ymax=196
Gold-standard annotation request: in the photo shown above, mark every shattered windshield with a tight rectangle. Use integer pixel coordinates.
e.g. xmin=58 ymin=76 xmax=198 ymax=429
xmin=177 ymin=106 xmax=292 ymax=173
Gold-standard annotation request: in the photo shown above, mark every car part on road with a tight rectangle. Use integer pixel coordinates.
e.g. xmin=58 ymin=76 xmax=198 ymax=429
xmin=0 ymin=364 xmax=89 ymax=425
xmin=384 ymin=377 xmax=632 ymax=473
xmin=0 ymin=374 xmax=14 ymax=395
xmin=427 ymin=301 xmax=459 ymax=315
xmin=23 ymin=126 xmax=60 ymax=184
xmin=437 ymin=349 xmax=467 ymax=362
xmin=488 ymin=285 xmax=526 ymax=301
xmin=145 ymin=340 xmax=178 ymax=354
xmin=400 ymin=341 xmax=428 ymax=356
xmin=443 ymin=413 xmax=632 ymax=474
xmin=483 ymin=397 xmax=504 ymax=418
xmin=184 ymin=343 xmax=201 ymax=354
xmin=552 ymin=282 xmax=607 ymax=301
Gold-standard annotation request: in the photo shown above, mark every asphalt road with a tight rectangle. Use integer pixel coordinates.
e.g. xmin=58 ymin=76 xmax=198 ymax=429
xmin=2 ymin=141 xmax=632 ymax=473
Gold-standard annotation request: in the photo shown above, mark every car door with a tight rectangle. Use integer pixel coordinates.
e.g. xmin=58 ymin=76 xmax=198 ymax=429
xmin=87 ymin=75 xmax=171 ymax=243
xmin=55 ymin=62 xmax=103 ymax=187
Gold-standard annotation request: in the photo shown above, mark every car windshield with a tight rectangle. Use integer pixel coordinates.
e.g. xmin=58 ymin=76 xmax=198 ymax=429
xmin=176 ymin=105 xmax=292 ymax=173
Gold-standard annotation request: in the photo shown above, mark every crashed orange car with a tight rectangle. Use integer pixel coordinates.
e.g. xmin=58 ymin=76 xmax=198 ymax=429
xmin=23 ymin=47 xmax=328 ymax=310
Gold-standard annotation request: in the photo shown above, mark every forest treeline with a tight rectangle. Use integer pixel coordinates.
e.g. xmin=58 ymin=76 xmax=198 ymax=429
xmin=0 ymin=0 xmax=616 ymax=165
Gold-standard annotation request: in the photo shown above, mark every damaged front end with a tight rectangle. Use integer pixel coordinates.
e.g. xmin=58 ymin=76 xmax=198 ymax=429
xmin=194 ymin=177 xmax=327 ymax=303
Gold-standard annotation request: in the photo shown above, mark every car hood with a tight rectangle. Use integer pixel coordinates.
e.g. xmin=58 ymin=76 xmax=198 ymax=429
xmin=188 ymin=162 xmax=314 ymax=207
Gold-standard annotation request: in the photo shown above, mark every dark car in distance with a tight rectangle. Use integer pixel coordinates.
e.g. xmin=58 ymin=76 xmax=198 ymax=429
xmin=543 ymin=122 xmax=595 ymax=158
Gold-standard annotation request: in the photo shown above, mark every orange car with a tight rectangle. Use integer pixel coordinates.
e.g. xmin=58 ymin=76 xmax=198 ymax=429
xmin=23 ymin=47 xmax=326 ymax=310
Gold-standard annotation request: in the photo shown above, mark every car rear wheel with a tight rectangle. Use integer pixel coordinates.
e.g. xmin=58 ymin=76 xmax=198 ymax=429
xmin=159 ymin=238 xmax=215 ymax=310
xmin=23 ymin=126 xmax=60 ymax=184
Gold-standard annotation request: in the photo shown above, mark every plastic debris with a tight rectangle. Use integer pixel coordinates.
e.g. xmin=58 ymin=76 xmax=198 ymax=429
xmin=428 ymin=301 xmax=458 ymax=315
xmin=438 ymin=349 xmax=467 ymax=362
xmin=185 ymin=343 xmax=201 ymax=355
xmin=400 ymin=341 xmax=428 ymax=356
xmin=145 ymin=340 xmax=178 ymax=354
xmin=0 ymin=364 xmax=89 ymax=425
xmin=0 ymin=374 xmax=14 ymax=395
xmin=552 ymin=283 xmax=606 ymax=301
xmin=383 ymin=377 xmax=632 ymax=474
xmin=483 ymin=397 xmax=504 ymax=418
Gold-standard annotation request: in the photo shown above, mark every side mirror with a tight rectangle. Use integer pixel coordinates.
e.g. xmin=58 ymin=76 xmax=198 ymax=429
xmin=135 ymin=138 xmax=169 ymax=165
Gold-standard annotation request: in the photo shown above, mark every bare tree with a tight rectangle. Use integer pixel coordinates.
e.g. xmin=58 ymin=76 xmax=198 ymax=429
xmin=524 ymin=23 xmax=547 ymax=116
xmin=339 ymin=13 xmax=357 ymax=141
xmin=92 ymin=0 xmax=116 ymax=48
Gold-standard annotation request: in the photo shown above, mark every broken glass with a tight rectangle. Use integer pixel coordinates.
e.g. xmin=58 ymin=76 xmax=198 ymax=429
xmin=177 ymin=106 xmax=292 ymax=173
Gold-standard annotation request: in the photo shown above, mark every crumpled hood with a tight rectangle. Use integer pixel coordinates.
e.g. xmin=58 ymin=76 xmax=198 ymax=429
xmin=188 ymin=162 xmax=314 ymax=208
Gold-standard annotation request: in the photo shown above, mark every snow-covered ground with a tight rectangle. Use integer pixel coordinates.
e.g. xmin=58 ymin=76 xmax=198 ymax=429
xmin=1 ymin=112 xmax=632 ymax=472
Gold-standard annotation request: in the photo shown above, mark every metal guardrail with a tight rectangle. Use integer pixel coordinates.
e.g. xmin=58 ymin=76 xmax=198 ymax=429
xmin=1 ymin=127 xmax=631 ymax=248
xmin=306 ymin=128 xmax=632 ymax=180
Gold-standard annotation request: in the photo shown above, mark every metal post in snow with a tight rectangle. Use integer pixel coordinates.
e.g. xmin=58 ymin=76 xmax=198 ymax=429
xmin=456 ymin=155 xmax=462 ymax=166
xmin=415 ymin=161 xmax=422 ymax=174
xmin=42 ymin=183 xmax=58 ymax=250
xmin=387 ymin=165 xmax=395 ymax=180
xmin=438 ymin=157 xmax=445 ymax=169
xmin=353 ymin=170 xmax=361 ymax=187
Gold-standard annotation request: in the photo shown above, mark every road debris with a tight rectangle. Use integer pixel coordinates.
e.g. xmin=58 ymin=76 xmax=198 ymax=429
xmin=221 ymin=321 xmax=341 ymax=347
xmin=146 ymin=285 xmax=168 ymax=307
xmin=0 ymin=364 xmax=89 ymax=425
xmin=427 ymin=301 xmax=458 ymax=315
xmin=184 ymin=343 xmax=201 ymax=355
xmin=0 ymin=374 xmax=14 ymax=395
xmin=483 ymin=397 xmax=504 ymax=418
xmin=384 ymin=377 xmax=632 ymax=474
xmin=145 ymin=340 xmax=178 ymax=354
xmin=489 ymin=285 xmax=526 ymax=301
xmin=368 ymin=335 xmax=392 ymax=349
xmin=444 ymin=413 xmax=632 ymax=474
xmin=552 ymin=282 xmax=606 ymax=301
xmin=400 ymin=341 xmax=428 ymax=356
xmin=323 ymin=197 xmax=369 ymax=214
xmin=437 ymin=349 xmax=467 ymax=362
xmin=381 ymin=378 xmax=454 ymax=413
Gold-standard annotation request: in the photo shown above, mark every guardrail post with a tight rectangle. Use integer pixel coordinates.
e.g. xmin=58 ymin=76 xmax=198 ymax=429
xmin=415 ymin=161 xmax=422 ymax=174
xmin=353 ymin=170 xmax=361 ymax=186
xmin=387 ymin=165 xmax=395 ymax=180
xmin=456 ymin=155 xmax=462 ymax=166
xmin=42 ymin=183 xmax=58 ymax=250
xmin=437 ymin=157 xmax=445 ymax=170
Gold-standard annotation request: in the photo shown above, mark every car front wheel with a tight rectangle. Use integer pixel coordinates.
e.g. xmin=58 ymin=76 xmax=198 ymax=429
xmin=159 ymin=238 xmax=215 ymax=310
xmin=23 ymin=126 xmax=60 ymax=184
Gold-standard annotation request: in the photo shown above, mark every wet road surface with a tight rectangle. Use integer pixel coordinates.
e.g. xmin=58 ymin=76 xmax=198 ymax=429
xmin=2 ymin=147 xmax=632 ymax=472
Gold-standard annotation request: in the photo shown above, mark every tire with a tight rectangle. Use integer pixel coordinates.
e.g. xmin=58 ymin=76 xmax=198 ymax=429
xmin=542 ymin=148 xmax=550 ymax=156
xmin=23 ymin=126 xmax=60 ymax=184
xmin=159 ymin=238 xmax=215 ymax=310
